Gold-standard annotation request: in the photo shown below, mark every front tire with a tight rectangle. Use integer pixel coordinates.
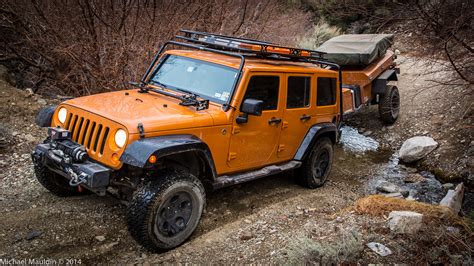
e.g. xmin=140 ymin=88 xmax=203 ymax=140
xmin=296 ymin=137 xmax=334 ymax=189
xmin=35 ymin=165 xmax=82 ymax=197
xmin=378 ymin=85 xmax=400 ymax=124
xmin=127 ymin=168 xmax=205 ymax=252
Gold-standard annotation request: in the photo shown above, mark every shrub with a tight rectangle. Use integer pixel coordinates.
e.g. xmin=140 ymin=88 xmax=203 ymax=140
xmin=297 ymin=19 xmax=341 ymax=50
xmin=285 ymin=231 xmax=363 ymax=264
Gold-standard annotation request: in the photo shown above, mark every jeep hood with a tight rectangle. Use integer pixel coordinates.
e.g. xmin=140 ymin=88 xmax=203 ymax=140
xmin=62 ymin=89 xmax=225 ymax=134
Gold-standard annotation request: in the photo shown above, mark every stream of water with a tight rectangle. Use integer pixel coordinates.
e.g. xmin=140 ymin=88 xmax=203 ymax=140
xmin=339 ymin=126 xmax=445 ymax=204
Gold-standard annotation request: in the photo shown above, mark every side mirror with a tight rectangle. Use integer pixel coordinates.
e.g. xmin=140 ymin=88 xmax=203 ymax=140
xmin=236 ymin=99 xmax=263 ymax=124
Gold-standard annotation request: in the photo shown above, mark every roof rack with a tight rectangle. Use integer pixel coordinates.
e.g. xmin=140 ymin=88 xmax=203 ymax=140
xmin=176 ymin=29 xmax=326 ymax=60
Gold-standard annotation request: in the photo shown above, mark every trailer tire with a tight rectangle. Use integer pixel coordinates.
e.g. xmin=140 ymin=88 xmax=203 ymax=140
xmin=296 ymin=137 xmax=333 ymax=189
xmin=127 ymin=168 xmax=205 ymax=252
xmin=379 ymin=85 xmax=400 ymax=124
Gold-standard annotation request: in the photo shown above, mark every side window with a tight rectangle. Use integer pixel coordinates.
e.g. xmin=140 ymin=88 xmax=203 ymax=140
xmin=287 ymin=76 xmax=310 ymax=109
xmin=243 ymin=76 xmax=279 ymax=110
xmin=317 ymin=77 xmax=337 ymax=106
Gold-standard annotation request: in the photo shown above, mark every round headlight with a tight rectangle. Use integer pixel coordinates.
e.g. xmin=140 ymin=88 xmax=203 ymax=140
xmin=58 ymin=108 xmax=67 ymax=124
xmin=114 ymin=129 xmax=127 ymax=148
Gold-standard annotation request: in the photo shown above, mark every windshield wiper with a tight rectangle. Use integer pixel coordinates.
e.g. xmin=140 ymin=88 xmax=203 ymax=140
xmin=150 ymin=80 xmax=170 ymax=90
xmin=175 ymin=88 xmax=209 ymax=110
xmin=128 ymin=80 xmax=209 ymax=111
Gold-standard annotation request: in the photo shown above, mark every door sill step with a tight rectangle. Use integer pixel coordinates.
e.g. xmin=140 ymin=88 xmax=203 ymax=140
xmin=212 ymin=160 xmax=301 ymax=189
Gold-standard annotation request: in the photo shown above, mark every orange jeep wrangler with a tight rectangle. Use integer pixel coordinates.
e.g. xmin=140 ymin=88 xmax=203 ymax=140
xmin=32 ymin=30 xmax=399 ymax=251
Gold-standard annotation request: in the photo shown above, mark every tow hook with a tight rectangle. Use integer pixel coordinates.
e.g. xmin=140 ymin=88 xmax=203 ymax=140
xmin=66 ymin=166 xmax=88 ymax=187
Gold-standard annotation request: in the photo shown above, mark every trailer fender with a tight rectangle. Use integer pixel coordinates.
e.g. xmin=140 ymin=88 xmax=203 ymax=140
xmin=372 ymin=69 xmax=398 ymax=95
xmin=294 ymin=123 xmax=337 ymax=161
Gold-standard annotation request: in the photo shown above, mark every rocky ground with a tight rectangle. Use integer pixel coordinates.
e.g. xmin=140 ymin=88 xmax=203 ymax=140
xmin=0 ymin=50 xmax=472 ymax=263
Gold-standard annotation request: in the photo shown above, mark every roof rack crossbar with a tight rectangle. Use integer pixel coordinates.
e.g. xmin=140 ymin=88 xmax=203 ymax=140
xmin=178 ymin=29 xmax=326 ymax=60
xmin=180 ymin=29 xmax=273 ymax=46
xmin=175 ymin=35 xmax=249 ymax=53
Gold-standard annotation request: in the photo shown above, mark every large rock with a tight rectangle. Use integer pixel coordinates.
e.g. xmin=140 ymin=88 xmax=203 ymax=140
xmin=404 ymin=173 xmax=426 ymax=183
xmin=376 ymin=181 xmax=400 ymax=193
xmin=0 ymin=64 xmax=7 ymax=80
xmin=388 ymin=211 xmax=423 ymax=234
xmin=399 ymin=136 xmax=438 ymax=163
xmin=439 ymin=183 xmax=464 ymax=214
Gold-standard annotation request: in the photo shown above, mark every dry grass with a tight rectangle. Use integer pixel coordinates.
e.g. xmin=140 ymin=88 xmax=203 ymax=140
xmin=285 ymin=231 xmax=364 ymax=264
xmin=351 ymin=195 xmax=468 ymax=228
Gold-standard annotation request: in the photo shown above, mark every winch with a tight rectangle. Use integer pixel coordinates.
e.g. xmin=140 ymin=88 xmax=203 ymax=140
xmin=31 ymin=127 xmax=111 ymax=194
xmin=48 ymin=127 xmax=88 ymax=163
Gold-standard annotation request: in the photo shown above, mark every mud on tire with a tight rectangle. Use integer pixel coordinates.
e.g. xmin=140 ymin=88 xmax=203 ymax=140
xmin=378 ymin=85 xmax=400 ymax=124
xmin=296 ymin=137 xmax=334 ymax=189
xmin=35 ymin=165 xmax=82 ymax=197
xmin=127 ymin=168 xmax=205 ymax=252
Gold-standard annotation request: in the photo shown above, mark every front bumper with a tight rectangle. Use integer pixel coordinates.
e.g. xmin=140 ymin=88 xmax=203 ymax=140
xmin=32 ymin=142 xmax=111 ymax=196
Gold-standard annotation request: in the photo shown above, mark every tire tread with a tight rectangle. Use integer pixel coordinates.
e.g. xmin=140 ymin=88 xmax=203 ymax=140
xmin=126 ymin=168 xmax=205 ymax=252
xmin=296 ymin=137 xmax=333 ymax=189
xmin=379 ymin=85 xmax=400 ymax=124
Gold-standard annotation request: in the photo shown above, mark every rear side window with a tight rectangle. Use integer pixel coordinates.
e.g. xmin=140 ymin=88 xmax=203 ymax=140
xmin=287 ymin=76 xmax=310 ymax=109
xmin=243 ymin=76 xmax=279 ymax=110
xmin=317 ymin=77 xmax=337 ymax=106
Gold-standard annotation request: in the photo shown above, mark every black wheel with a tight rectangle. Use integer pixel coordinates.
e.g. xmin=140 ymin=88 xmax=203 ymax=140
xmin=35 ymin=164 xmax=83 ymax=197
xmin=378 ymin=85 xmax=400 ymax=124
xmin=296 ymin=137 xmax=334 ymax=189
xmin=127 ymin=168 xmax=205 ymax=252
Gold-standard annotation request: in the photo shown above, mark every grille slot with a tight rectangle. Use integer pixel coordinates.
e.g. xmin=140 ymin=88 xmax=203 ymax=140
xmin=100 ymin=127 xmax=110 ymax=155
xmin=86 ymin=122 xmax=96 ymax=149
xmin=73 ymin=117 xmax=84 ymax=141
xmin=65 ymin=113 xmax=110 ymax=155
xmin=93 ymin=124 xmax=103 ymax=152
xmin=69 ymin=115 xmax=78 ymax=132
xmin=80 ymin=119 xmax=90 ymax=145
xmin=65 ymin=113 xmax=73 ymax=128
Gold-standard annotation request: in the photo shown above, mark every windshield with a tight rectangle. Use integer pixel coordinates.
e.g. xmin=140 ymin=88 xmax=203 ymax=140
xmin=148 ymin=54 xmax=238 ymax=103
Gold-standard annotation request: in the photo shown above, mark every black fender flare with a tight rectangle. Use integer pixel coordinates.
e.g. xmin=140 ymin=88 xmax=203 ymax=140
xmin=35 ymin=105 xmax=57 ymax=127
xmin=372 ymin=69 xmax=398 ymax=95
xmin=294 ymin=123 xmax=337 ymax=161
xmin=120 ymin=134 xmax=217 ymax=178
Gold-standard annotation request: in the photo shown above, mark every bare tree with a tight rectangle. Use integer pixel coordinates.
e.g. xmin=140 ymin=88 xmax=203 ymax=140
xmin=0 ymin=0 xmax=312 ymax=96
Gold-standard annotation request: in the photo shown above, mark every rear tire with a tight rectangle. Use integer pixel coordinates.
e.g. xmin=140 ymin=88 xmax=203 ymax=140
xmin=378 ymin=85 xmax=400 ymax=124
xmin=127 ymin=168 xmax=205 ymax=252
xmin=296 ymin=137 xmax=334 ymax=189
xmin=35 ymin=165 xmax=82 ymax=197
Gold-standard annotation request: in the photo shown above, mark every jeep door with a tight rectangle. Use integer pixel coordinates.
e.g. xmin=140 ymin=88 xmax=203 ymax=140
xmin=277 ymin=73 xmax=339 ymax=160
xmin=227 ymin=73 xmax=284 ymax=170
xmin=277 ymin=74 xmax=315 ymax=159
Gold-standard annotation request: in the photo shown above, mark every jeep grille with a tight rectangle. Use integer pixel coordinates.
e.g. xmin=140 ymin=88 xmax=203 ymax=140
xmin=64 ymin=113 xmax=110 ymax=155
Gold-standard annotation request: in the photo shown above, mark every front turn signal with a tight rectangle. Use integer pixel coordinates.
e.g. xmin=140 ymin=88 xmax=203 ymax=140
xmin=148 ymin=155 xmax=157 ymax=164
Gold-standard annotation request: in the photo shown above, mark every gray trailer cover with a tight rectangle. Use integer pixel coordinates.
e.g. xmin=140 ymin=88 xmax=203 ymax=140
xmin=317 ymin=34 xmax=394 ymax=66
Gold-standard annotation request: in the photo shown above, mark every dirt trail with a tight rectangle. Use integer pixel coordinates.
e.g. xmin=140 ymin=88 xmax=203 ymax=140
xmin=0 ymin=54 xmax=472 ymax=263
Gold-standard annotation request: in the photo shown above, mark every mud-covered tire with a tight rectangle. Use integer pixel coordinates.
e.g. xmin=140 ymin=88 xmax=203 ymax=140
xmin=127 ymin=168 xmax=205 ymax=252
xmin=296 ymin=137 xmax=334 ymax=189
xmin=35 ymin=165 xmax=82 ymax=197
xmin=378 ymin=85 xmax=400 ymax=124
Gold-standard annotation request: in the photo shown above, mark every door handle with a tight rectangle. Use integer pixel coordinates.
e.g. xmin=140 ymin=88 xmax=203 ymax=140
xmin=300 ymin=114 xmax=311 ymax=121
xmin=268 ymin=117 xmax=282 ymax=125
